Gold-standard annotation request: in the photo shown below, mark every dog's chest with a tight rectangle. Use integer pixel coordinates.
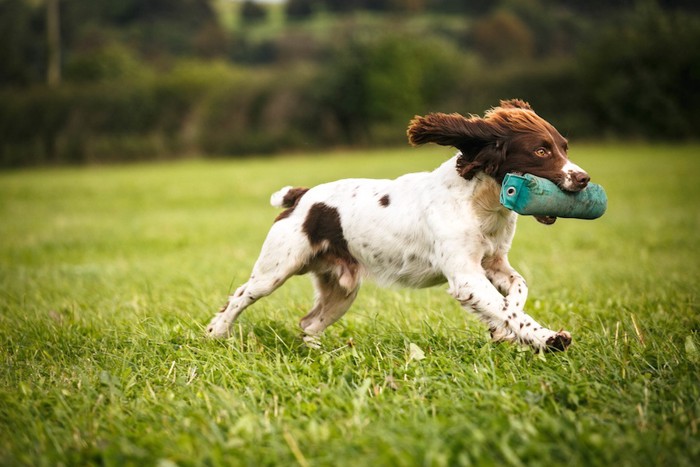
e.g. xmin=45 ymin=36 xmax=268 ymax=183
xmin=470 ymin=178 xmax=517 ymax=257
xmin=478 ymin=215 xmax=516 ymax=258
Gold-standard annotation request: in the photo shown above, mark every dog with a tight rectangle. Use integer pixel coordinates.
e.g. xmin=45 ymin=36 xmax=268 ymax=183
xmin=207 ymin=99 xmax=591 ymax=352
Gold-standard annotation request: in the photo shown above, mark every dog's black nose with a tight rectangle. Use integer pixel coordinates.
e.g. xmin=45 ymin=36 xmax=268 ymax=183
xmin=573 ymin=172 xmax=590 ymax=189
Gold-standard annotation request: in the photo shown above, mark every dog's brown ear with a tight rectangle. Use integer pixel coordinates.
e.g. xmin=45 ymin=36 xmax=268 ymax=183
xmin=498 ymin=99 xmax=532 ymax=111
xmin=407 ymin=113 xmax=500 ymax=154
xmin=407 ymin=112 xmax=506 ymax=181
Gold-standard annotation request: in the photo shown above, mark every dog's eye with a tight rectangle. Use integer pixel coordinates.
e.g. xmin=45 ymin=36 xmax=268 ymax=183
xmin=534 ymin=148 xmax=548 ymax=157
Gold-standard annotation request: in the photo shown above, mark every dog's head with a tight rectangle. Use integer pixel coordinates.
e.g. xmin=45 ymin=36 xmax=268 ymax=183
xmin=407 ymin=99 xmax=590 ymax=224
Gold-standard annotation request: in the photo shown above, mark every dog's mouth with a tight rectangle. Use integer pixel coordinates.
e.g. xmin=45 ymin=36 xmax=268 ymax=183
xmin=535 ymin=215 xmax=557 ymax=225
xmin=559 ymin=184 xmax=586 ymax=194
xmin=558 ymin=170 xmax=591 ymax=193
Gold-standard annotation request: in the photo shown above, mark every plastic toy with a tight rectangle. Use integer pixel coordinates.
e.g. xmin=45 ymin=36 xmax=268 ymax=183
xmin=500 ymin=173 xmax=607 ymax=219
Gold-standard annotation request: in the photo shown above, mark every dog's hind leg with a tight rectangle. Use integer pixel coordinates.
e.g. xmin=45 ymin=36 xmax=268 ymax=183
xmin=299 ymin=270 xmax=360 ymax=348
xmin=206 ymin=221 xmax=312 ymax=338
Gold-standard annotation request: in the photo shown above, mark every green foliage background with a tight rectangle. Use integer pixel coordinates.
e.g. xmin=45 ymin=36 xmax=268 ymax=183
xmin=1 ymin=0 xmax=699 ymax=166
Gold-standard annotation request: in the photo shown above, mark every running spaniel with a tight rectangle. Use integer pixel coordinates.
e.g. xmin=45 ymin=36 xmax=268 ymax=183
xmin=207 ymin=99 xmax=590 ymax=352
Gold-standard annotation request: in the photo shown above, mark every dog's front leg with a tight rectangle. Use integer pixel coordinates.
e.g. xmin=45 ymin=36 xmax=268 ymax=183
xmin=482 ymin=256 xmax=528 ymax=343
xmin=482 ymin=255 xmax=571 ymax=351
xmin=448 ymin=273 xmax=571 ymax=352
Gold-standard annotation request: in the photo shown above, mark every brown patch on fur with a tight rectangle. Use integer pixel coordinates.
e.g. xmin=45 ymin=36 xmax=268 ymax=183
xmin=379 ymin=194 xmax=390 ymax=207
xmin=275 ymin=208 xmax=294 ymax=222
xmin=274 ymin=187 xmax=309 ymax=222
xmin=303 ymin=203 xmax=347 ymax=250
xmin=302 ymin=203 xmax=360 ymax=291
xmin=281 ymin=187 xmax=309 ymax=208
xmin=470 ymin=176 xmax=511 ymax=236
xmin=471 ymin=177 xmax=503 ymax=216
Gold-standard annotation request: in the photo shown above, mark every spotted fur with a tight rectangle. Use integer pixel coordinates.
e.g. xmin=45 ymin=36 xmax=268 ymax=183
xmin=207 ymin=100 xmax=589 ymax=352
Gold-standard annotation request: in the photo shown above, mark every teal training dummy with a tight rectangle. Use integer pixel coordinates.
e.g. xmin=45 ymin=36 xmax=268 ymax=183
xmin=500 ymin=173 xmax=607 ymax=219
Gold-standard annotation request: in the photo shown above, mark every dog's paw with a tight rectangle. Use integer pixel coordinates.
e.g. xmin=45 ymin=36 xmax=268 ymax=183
xmin=490 ymin=326 xmax=517 ymax=343
xmin=543 ymin=330 xmax=572 ymax=352
xmin=206 ymin=313 xmax=232 ymax=338
xmin=302 ymin=334 xmax=322 ymax=349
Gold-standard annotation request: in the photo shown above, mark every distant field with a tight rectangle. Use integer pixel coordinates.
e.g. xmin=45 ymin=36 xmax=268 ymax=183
xmin=1 ymin=144 xmax=699 ymax=466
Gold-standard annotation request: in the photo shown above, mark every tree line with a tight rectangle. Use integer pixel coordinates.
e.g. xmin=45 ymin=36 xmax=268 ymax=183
xmin=0 ymin=0 xmax=698 ymax=166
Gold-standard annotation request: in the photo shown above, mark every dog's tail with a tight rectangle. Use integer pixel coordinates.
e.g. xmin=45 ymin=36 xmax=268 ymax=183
xmin=270 ymin=186 xmax=309 ymax=209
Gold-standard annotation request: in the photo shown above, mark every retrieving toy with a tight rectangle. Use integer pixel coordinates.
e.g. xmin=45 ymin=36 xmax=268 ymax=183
xmin=500 ymin=173 xmax=607 ymax=219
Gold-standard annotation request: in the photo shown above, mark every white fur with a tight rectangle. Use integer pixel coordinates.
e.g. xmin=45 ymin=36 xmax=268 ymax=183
xmin=207 ymin=154 xmax=571 ymax=351
xmin=561 ymin=160 xmax=588 ymax=191
xmin=270 ymin=185 xmax=293 ymax=208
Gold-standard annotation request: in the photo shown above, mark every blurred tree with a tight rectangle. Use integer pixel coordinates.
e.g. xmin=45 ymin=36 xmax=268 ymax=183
xmin=432 ymin=0 xmax=493 ymax=14
xmin=61 ymin=0 xmax=218 ymax=28
xmin=240 ymin=0 xmax=268 ymax=23
xmin=46 ymin=0 xmax=61 ymax=86
xmin=659 ymin=0 xmax=700 ymax=10
xmin=472 ymin=10 xmax=534 ymax=63
xmin=62 ymin=0 xmax=227 ymax=60
xmin=193 ymin=21 xmax=229 ymax=58
xmin=364 ymin=0 xmax=393 ymax=12
xmin=286 ymin=0 xmax=316 ymax=20
xmin=64 ymin=43 xmax=148 ymax=83
xmin=271 ymin=31 xmax=322 ymax=63
xmin=0 ymin=0 xmax=45 ymax=85
xmin=323 ymin=0 xmax=354 ymax=12
xmin=579 ymin=3 xmax=700 ymax=138
xmin=503 ymin=0 xmax=587 ymax=57
xmin=394 ymin=0 xmax=427 ymax=13
xmin=321 ymin=0 xmax=393 ymax=13
xmin=314 ymin=35 xmax=472 ymax=143
xmin=559 ymin=0 xmax=636 ymax=16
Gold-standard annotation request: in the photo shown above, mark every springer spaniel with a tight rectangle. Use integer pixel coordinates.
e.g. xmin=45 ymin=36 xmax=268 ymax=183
xmin=207 ymin=99 xmax=591 ymax=352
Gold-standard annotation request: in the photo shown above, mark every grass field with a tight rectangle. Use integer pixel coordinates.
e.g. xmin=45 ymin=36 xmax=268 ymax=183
xmin=1 ymin=144 xmax=699 ymax=466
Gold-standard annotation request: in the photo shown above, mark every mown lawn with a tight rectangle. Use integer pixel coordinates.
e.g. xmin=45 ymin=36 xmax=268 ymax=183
xmin=1 ymin=144 xmax=699 ymax=466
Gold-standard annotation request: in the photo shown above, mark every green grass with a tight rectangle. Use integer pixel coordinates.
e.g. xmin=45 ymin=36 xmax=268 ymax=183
xmin=1 ymin=144 xmax=699 ymax=466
